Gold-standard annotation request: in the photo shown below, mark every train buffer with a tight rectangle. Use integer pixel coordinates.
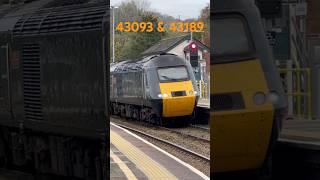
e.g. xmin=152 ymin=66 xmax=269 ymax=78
xmin=279 ymin=119 xmax=320 ymax=150
xmin=110 ymin=123 xmax=209 ymax=180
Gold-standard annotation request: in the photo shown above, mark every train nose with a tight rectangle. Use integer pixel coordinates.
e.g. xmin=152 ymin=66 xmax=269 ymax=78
xmin=162 ymin=95 xmax=196 ymax=117
xmin=159 ymin=81 xmax=196 ymax=117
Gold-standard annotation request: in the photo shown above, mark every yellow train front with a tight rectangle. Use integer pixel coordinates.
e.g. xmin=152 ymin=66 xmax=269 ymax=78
xmin=110 ymin=53 xmax=199 ymax=125
xmin=211 ymin=0 xmax=287 ymax=177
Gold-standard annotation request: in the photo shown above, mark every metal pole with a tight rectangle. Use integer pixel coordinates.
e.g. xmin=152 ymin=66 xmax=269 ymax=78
xmin=287 ymin=60 xmax=293 ymax=117
xmin=112 ymin=7 xmax=115 ymax=63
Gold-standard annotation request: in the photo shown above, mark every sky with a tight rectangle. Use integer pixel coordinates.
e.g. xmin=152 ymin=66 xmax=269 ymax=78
xmin=111 ymin=0 xmax=209 ymax=20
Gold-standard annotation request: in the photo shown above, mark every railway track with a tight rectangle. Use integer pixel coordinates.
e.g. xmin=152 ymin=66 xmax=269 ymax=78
xmin=190 ymin=124 xmax=210 ymax=131
xmin=112 ymin=122 xmax=210 ymax=163
xmin=157 ymin=126 xmax=210 ymax=143
xmin=111 ymin=115 xmax=210 ymax=142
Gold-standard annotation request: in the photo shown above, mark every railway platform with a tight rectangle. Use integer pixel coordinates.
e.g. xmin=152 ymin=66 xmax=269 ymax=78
xmin=110 ymin=123 xmax=209 ymax=180
xmin=279 ymin=119 xmax=320 ymax=150
xmin=273 ymin=119 xmax=320 ymax=179
xmin=194 ymin=99 xmax=210 ymax=124
xmin=197 ymin=98 xmax=210 ymax=109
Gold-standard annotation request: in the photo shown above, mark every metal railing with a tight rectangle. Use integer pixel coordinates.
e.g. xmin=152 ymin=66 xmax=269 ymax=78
xmin=290 ymin=16 xmax=310 ymax=67
xmin=197 ymin=80 xmax=209 ymax=100
xmin=279 ymin=68 xmax=312 ymax=119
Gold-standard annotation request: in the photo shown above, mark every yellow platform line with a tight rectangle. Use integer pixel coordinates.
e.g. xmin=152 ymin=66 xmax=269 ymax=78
xmin=110 ymin=149 xmax=138 ymax=180
xmin=110 ymin=130 xmax=177 ymax=180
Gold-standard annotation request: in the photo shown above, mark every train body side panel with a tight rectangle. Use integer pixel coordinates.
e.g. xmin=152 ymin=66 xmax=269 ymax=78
xmin=11 ymin=32 xmax=108 ymax=138
xmin=211 ymin=59 xmax=274 ymax=172
xmin=110 ymin=71 xmax=144 ymax=106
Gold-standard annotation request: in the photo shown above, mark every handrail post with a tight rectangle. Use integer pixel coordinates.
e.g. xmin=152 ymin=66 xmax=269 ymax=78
xmin=307 ymin=69 xmax=312 ymax=119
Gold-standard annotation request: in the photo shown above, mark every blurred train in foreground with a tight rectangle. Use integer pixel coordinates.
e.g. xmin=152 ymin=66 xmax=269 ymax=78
xmin=110 ymin=53 xmax=199 ymax=125
xmin=0 ymin=1 xmax=109 ymax=179
xmin=211 ymin=0 xmax=287 ymax=178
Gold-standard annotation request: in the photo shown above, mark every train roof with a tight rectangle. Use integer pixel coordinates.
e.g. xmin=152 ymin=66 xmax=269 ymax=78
xmin=0 ymin=0 xmax=49 ymax=32
xmin=141 ymin=35 xmax=188 ymax=56
xmin=0 ymin=4 xmax=13 ymax=19
xmin=111 ymin=56 xmax=155 ymax=73
xmin=0 ymin=0 xmax=109 ymax=36
xmin=111 ymin=53 xmax=186 ymax=73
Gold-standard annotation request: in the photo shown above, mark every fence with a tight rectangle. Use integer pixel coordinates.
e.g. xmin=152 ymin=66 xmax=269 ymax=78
xmin=278 ymin=68 xmax=312 ymax=119
xmin=196 ymin=80 xmax=209 ymax=100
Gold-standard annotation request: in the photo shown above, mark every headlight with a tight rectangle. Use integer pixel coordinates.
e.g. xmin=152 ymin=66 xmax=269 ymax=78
xmin=268 ymin=91 xmax=280 ymax=104
xmin=189 ymin=90 xmax=193 ymax=95
xmin=158 ymin=93 xmax=168 ymax=98
xmin=253 ymin=92 xmax=266 ymax=105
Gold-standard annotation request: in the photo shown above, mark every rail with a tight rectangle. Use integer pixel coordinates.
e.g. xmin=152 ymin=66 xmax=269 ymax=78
xmin=190 ymin=124 xmax=210 ymax=132
xmin=113 ymin=122 xmax=210 ymax=162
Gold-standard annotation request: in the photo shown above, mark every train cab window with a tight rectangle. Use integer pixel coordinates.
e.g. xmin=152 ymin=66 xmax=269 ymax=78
xmin=157 ymin=66 xmax=189 ymax=82
xmin=212 ymin=15 xmax=255 ymax=63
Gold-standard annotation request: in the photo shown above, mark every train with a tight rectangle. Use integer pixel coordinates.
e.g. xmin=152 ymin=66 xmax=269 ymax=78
xmin=211 ymin=0 xmax=287 ymax=178
xmin=110 ymin=53 xmax=199 ymax=125
xmin=0 ymin=1 xmax=109 ymax=179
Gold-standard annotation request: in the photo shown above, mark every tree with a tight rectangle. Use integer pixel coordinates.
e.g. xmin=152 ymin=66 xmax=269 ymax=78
xmin=199 ymin=3 xmax=210 ymax=47
xmin=120 ymin=12 xmax=166 ymax=60
xmin=181 ymin=4 xmax=210 ymax=47
xmin=110 ymin=0 xmax=209 ymax=62
xmin=114 ymin=0 xmax=150 ymax=23
xmin=111 ymin=0 xmax=152 ymax=62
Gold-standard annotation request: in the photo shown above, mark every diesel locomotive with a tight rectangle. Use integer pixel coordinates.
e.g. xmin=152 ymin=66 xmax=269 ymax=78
xmin=0 ymin=1 xmax=109 ymax=179
xmin=211 ymin=0 xmax=287 ymax=178
xmin=110 ymin=53 xmax=199 ymax=125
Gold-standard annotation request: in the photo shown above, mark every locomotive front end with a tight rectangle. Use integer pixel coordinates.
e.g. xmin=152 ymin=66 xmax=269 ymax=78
xmin=146 ymin=54 xmax=199 ymax=119
xmin=157 ymin=66 xmax=197 ymax=117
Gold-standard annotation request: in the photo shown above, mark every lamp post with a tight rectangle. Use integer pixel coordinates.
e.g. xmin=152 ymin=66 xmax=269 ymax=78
xmin=110 ymin=6 xmax=118 ymax=63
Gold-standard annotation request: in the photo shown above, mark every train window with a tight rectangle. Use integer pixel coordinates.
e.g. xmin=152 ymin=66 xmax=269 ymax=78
xmin=157 ymin=66 xmax=189 ymax=82
xmin=212 ymin=15 xmax=255 ymax=63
